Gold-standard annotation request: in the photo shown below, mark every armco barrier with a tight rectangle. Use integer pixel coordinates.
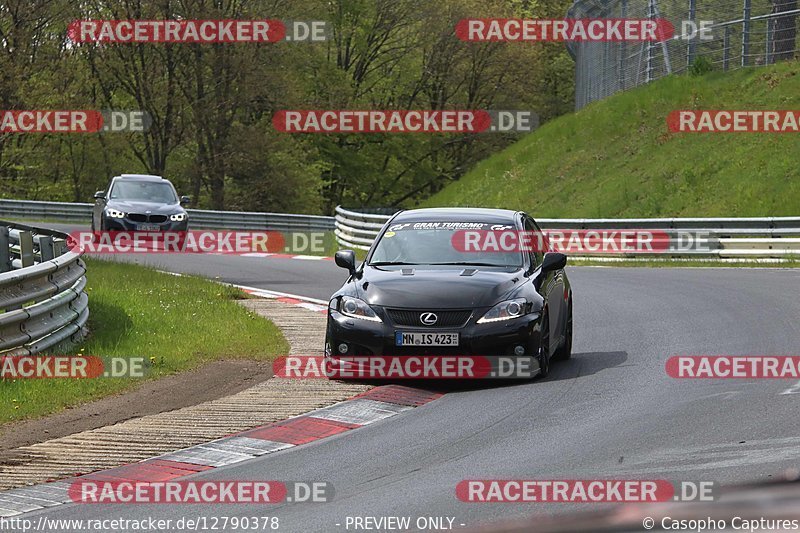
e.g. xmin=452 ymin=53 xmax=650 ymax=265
xmin=2 ymin=199 xmax=798 ymax=259
xmin=334 ymin=206 xmax=800 ymax=260
xmin=0 ymin=221 xmax=89 ymax=356
xmin=0 ymin=199 xmax=334 ymax=232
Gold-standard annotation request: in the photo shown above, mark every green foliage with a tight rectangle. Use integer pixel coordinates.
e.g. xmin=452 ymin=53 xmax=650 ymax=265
xmin=0 ymin=258 xmax=288 ymax=423
xmin=689 ymin=56 xmax=714 ymax=76
xmin=0 ymin=0 xmax=575 ymax=214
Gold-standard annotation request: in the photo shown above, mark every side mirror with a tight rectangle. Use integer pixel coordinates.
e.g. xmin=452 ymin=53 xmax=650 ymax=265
xmin=93 ymin=191 xmax=106 ymax=200
xmin=541 ymin=252 xmax=567 ymax=273
xmin=335 ymin=249 xmax=357 ymax=275
xmin=180 ymin=195 xmax=191 ymax=206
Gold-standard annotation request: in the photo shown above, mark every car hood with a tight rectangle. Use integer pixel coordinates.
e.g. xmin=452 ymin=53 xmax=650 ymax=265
xmin=107 ymin=200 xmax=182 ymax=214
xmin=357 ymin=265 xmax=526 ymax=309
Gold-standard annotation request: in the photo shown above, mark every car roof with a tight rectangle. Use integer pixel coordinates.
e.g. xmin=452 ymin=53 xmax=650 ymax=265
xmin=390 ymin=207 xmax=521 ymax=224
xmin=114 ymin=174 xmax=166 ymax=182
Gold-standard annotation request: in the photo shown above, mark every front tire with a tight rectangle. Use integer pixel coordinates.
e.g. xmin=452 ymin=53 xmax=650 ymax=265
xmin=537 ymin=311 xmax=551 ymax=378
xmin=554 ymin=300 xmax=573 ymax=361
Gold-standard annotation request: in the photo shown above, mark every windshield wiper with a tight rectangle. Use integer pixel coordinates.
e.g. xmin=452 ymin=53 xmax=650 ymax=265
xmin=369 ymin=261 xmax=424 ymax=266
xmin=425 ymin=262 xmax=516 ymax=267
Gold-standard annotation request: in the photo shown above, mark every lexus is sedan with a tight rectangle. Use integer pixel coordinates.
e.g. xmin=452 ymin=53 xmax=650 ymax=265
xmin=92 ymin=174 xmax=190 ymax=231
xmin=325 ymin=208 xmax=573 ymax=378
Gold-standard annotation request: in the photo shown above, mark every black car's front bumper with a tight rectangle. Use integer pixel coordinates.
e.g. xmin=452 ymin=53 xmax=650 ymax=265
xmin=325 ymin=306 xmax=543 ymax=358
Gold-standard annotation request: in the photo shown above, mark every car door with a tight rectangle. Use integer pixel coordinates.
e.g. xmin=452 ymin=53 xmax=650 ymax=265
xmin=527 ymin=216 xmax=565 ymax=351
xmin=92 ymin=183 xmax=109 ymax=229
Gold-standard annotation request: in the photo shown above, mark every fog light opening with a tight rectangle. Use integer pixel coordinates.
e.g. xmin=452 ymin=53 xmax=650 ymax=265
xmin=338 ymin=343 xmax=349 ymax=354
xmin=514 ymin=345 xmax=526 ymax=356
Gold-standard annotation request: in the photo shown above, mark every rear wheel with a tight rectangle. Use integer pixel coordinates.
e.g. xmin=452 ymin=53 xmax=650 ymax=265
xmin=537 ymin=311 xmax=551 ymax=378
xmin=554 ymin=300 xmax=573 ymax=361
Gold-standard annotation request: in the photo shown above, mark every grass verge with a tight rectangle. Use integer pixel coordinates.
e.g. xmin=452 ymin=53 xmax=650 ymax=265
xmin=0 ymin=257 xmax=288 ymax=425
xmin=420 ymin=61 xmax=800 ymax=218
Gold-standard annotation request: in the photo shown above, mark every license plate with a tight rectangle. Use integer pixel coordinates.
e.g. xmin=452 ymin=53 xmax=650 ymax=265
xmin=136 ymin=224 xmax=161 ymax=231
xmin=395 ymin=332 xmax=459 ymax=346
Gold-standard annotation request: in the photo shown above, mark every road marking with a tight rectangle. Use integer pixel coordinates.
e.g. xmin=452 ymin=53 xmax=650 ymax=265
xmin=612 ymin=436 xmax=800 ymax=474
xmin=781 ymin=380 xmax=800 ymax=395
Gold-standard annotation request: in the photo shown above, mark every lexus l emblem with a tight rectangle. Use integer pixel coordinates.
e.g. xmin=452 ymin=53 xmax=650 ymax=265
xmin=420 ymin=312 xmax=438 ymax=326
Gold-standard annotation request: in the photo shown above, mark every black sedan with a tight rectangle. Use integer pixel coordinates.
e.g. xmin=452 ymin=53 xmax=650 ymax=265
xmin=92 ymin=174 xmax=190 ymax=232
xmin=325 ymin=208 xmax=572 ymax=379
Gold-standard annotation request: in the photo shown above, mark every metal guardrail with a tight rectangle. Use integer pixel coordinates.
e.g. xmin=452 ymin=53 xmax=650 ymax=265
xmin=187 ymin=209 xmax=333 ymax=232
xmin=0 ymin=221 xmax=89 ymax=356
xmin=334 ymin=206 xmax=800 ymax=259
xmin=2 ymin=199 xmax=798 ymax=260
xmin=0 ymin=199 xmax=335 ymax=232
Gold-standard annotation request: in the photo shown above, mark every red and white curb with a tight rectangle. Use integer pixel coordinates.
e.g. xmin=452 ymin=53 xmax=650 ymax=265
xmin=230 ymin=283 xmax=329 ymax=314
xmin=156 ymin=274 xmax=331 ymax=314
xmin=0 ymin=385 xmax=442 ymax=517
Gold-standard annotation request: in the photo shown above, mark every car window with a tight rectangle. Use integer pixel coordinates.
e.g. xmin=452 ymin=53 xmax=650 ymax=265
xmin=110 ymin=181 xmax=177 ymax=203
xmin=524 ymin=216 xmax=544 ymax=267
xmin=370 ymin=223 xmax=523 ymax=268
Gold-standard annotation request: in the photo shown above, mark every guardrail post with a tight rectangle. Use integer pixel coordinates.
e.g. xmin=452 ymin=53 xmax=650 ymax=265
xmin=53 ymin=239 xmax=67 ymax=257
xmin=18 ymin=231 xmax=34 ymax=267
xmin=687 ymin=0 xmax=697 ymax=67
xmin=742 ymin=0 xmax=751 ymax=66
xmin=724 ymin=26 xmax=732 ymax=70
xmin=0 ymin=227 xmax=11 ymax=273
xmin=38 ymin=235 xmax=55 ymax=261
xmin=618 ymin=0 xmax=628 ymax=90
xmin=765 ymin=17 xmax=774 ymax=65
xmin=646 ymin=0 xmax=656 ymax=82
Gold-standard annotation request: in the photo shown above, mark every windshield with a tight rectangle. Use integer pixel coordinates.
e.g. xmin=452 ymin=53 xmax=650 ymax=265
xmin=110 ymin=181 xmax=177 ymax=203
xmin=369 ymin=222 xmax=523 ymax=268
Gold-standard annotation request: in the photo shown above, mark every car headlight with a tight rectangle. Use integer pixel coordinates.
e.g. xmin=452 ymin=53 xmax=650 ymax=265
xmin=477 ymin=298 xmax=528 ymax=324
xmin=170 ymin=213 xmax=187 ymax=222
xmin=338 ymin=296 xmax=382 ymax=322
xmin=105 ymin=209 xmax=125 ymax=219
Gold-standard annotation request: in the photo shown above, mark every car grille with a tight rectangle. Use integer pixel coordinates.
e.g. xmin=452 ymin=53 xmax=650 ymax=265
xmin=126 ymin=213 xmax=167 ymax=223
xmin=389 ymin=346 xmax=469 ymax=356
xmin=386 ymin=309 xmax=472 ymax=328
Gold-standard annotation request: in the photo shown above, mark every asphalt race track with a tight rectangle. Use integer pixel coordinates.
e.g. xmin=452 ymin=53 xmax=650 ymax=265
xmin=18 ymin=224 xmax=800 ymax=531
